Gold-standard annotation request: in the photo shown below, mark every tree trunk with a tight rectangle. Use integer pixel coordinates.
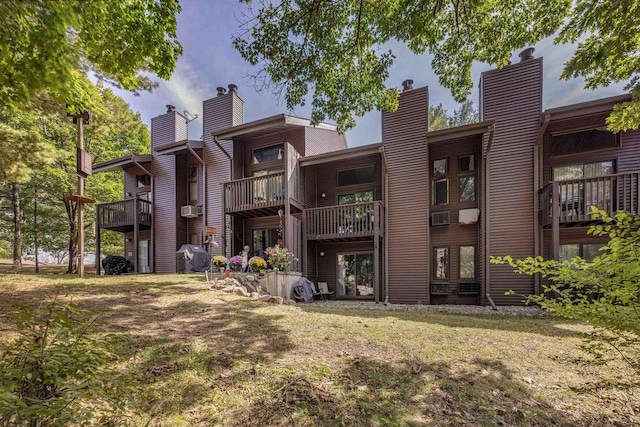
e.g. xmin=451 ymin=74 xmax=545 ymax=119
xmin=12 ymin=183 xmax=22 ymax=271
xmin=64 ymin=198 xmax=78 ymax=274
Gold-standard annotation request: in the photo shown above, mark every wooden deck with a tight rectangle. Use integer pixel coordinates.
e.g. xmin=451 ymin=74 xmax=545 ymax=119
xmin=539 ymin=172 xmax=640 ymax=227
xmin=223 ymin=172 xmax=286 ymax=217
xmin=305 ymin=201 xmax=384 ymax=241
xmin=97 ymin=199 xmax=152 ymax=233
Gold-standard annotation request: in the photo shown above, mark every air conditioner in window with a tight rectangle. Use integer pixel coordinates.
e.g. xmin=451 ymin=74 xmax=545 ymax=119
xmin=430 ymin=211 xmax=450 ymax=226
xmin=180 ymin=205 xmax=202 ymax=218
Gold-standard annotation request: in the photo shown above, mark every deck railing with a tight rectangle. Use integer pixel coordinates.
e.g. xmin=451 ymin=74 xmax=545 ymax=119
xmin=223 ymin=172 xmax=286 ymax=213
xmin=305 ymin=201 xmax=384 ymax=240
xmin=97 ymin=199 xmax=152 ymax=230
xmin=539 ymin=172 xmax=640 ymax=226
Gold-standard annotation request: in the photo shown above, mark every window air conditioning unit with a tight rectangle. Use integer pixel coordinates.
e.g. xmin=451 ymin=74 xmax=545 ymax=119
xmin=181 ymin=205 xmax=201 ymax=218
xmin=430 ymin=211 xmax=450 ymax=226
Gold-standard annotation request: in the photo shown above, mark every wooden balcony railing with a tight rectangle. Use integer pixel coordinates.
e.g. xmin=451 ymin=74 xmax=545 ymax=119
xmin=223 ymin=172 xmax=286 ymax=213
xmin=539 ymin=172 xmax=640 ymax=226
xmin=305 ymin=201 xmax=384 ymax=240
xmin=97 ymin=199 xmax=152 ymax=231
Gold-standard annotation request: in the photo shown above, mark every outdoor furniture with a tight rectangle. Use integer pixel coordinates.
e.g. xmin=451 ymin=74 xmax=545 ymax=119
xmin=316 ymin=281 xmax=333 ymax=301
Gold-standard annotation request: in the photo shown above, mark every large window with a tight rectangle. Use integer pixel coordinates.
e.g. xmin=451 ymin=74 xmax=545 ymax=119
xmin=433 ymin=247 xmax=449 ymax=280
xmin=337 ymin=165 xmax=375 ymax=187
xmin=253 ymin=144 xmax=284 ymax=164
xmin=552 ymin=160 xmax=614 ymax=181
xmin=337 ymin=253 xmax=374 ymax=298
xmin=252 ymin=228 xmax=280 ymax=259
xmin=459 ymin=246 xmax=476 ymax=279
xmin=459 ymin=177 xmax=475 ymax=202
xmin=551 ymin=129 xmax=618 ymax=157
xmin=338 ymin=190 xmax=373 ymax=205
xmin=433 ymin=179 xmax=448 ymax=205
xmin=189 ymin=166 xmax=198 ymax=203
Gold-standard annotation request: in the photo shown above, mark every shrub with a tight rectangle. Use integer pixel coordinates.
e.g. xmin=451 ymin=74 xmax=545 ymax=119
xmin=492 ymin=208 xmax=640 ymax=372
xmin=265 ymin=245 xmax=297 ymax=273
xmin=249 ymin=256 xmax=267 ymax=271
xmin=0 ymin=291 xmax=136 ymax=426
xmin=212 ymin=255 xmax=228 ymax=268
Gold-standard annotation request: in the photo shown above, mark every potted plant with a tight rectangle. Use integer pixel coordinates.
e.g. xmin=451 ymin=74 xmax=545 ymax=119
xmin=265 ymin=245 xmax=297 ymax=274
xmin=249 ymin=256 xmax=267 ymax=272
xmin=212 ymin=255 xmax=228 ymax=272
xmin=229 ymin=255 xmax=243 ymax=272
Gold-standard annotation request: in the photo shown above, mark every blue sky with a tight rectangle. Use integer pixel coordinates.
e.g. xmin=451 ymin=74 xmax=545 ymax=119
xmin=112 ymin=0 xmax=628 ymax=148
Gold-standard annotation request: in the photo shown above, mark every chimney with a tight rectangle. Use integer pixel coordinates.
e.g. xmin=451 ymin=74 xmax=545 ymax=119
xmin=518 ymin=47 xmax=535 ymax=62
xmin=216 ymin=87 xmax=227 ymax=96
xmin=228 ymin=83 xmax=238 ymax=94
xmin=402 ymin=79 xmax=414 ymax=92
xmin=166 ymin=104 xmax=176 ymax=113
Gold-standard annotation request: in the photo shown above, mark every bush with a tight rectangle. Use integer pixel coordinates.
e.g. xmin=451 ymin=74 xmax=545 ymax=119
xmin=0 ymin=291 xmax=136 ymax=426
xmin=212 ymin=255 xmax=228 ymax=269
xmin=492 ymin=208 xmax=640 ymax=371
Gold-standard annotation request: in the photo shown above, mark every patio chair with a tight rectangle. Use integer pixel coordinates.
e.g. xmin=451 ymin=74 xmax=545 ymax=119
xmin=316 ymin=281 xmax=333 ymax=302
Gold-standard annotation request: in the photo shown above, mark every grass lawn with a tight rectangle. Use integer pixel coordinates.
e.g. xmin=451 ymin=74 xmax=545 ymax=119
xmin=0 ymin=270 xmax=638 ymax=426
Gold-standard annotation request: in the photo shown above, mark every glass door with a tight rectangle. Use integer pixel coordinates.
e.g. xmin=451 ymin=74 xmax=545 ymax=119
xmin=252 ymin=228 xmax=280 ymax=259
xmin=337 ymin=253 xmax=374 ymax=298
xmin=138 ymin=240 xmax=149 ymax=273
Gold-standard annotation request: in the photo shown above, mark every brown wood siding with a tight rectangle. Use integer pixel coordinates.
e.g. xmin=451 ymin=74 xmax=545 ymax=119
xmin=124 ymin=230 xmax=151 ymax=262
xmin=428 ymin=135 xmax=481 ymax=304
xmin=175 ymin=153 xmax=188 ymax=249
xmin=481 ymin=59 xmax=542 ymax=304
xmin=306 ymin=240 xmax=317 ymax=279
xmin=303 ymin=165 xmax=317 ymax=208
xmin=543 ymin=115 xmax=640 ymax=183
xmin=382 ymin=87 xmax=429 ymax=304
xmin=203 ymin=92 xmax=244 ymax=257
xmin=316 ymin=241 xmax=375 ymax=298
xmin=304 ymin=127 xmax=348 ymax=156
xmin=311 ymin=153 xmax=383 ymax=208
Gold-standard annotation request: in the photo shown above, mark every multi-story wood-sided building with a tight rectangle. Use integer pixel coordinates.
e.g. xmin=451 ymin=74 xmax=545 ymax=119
xmin=93 ymin=49 xmax=640 ymax=306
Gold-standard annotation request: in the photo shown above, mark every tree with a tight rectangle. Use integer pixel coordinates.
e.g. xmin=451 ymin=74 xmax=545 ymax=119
xmin=492 ymin=208 xmax=640 ymax=372
xmin=0 ymin=0 xmax=182 ymax=114
xmin=429 ymin=100 xmax=478 ymax=132
xmin=235 ymin=0 xmax=640 ymax=132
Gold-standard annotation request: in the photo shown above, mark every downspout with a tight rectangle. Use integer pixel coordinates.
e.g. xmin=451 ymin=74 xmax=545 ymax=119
xmin=380 ymin=146 xmax=390 ymax=305
xmin=533 ymin=114 xmax=551 ymax=295
xmin=213 ymin=136 xmax=233 ymax=254
xmin=484 ymin=124 xmax=498 ymax=310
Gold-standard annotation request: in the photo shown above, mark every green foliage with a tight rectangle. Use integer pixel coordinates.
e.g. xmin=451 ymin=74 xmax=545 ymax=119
xmin=492 ymin=208 xmax=640 ymax=371
xmin=236 ymin=0 xmax=639 ymax=132
xmin=429 ymin=100 xmax=478 ymax=132
xmin=0 ymin=292 xmax=136 ymax=426
xmin=0 ymin=0 xmax=182 ymax=113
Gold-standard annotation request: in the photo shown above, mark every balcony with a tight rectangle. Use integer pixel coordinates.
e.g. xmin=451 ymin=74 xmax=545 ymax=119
xmin=223 ymin=172 xmax=292 ymax=217
xmin=97 ymin=199 xmax=152 ymax=232
xmin=305 ymin=201 xmax=384 ymax=241
xmin=539 ymin=172 xmax=640 ymax=227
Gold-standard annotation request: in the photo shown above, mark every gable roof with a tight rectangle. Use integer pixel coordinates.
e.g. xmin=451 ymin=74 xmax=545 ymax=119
xmin=212 ymin=114 xmax=338 ymax=141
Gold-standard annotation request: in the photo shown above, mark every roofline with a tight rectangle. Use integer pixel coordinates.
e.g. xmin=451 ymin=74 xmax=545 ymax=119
xmin=542 ymin=94 xmax=631 ymax=121
xmin=212 ymin=113 xmax=338 ymax=140
xmin=427 ymin=120 xmax=495 ymax=143
xmin=299 ymin=143 xmax=382 ymax=167
xmin=153 ymin=139 xmax=204 ymax=153
xmin=93 ymin=154 xmax=152 ymax=173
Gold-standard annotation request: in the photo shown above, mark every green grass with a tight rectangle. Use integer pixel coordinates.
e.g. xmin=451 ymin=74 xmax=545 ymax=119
xmin=0 ymin=271 xmax=638 ymax=426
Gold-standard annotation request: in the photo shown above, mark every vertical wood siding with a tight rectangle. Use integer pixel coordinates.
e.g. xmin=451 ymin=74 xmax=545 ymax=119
xmin=304 ymin=127 xmax=348 ymax=156
xmin=481 ymin=59 xmax=542 ymax=304
xmin=382 ymin=87 xmax=429 ymax=304
xmin=203 ymin=92 xmax=244 ymax=257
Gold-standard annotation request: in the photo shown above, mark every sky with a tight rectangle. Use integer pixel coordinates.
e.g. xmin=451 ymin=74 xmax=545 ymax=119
xmin=111 ymin=0 xmax=628 ymax=148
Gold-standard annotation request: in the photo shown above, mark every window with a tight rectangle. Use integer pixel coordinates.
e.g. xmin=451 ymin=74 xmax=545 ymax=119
xmin=459 ymin=176 xmax=475 ymax=202
xmin=551 ymin=129 xmax=618 ymax=157
xmin=337 ymin=253 xmax=374 ymax=298
xmin=459 ymin=246 xmax=476 ymax=279
xmin=433 ymin=159 xmax=447 ymax=177
xmin=253 ymin=144 xmax=284 ymax=164
xmin=337 ymin=165 xmax=375 ymax=187
xmin=338 ymin=191 xmax=374 ymax=205
xmin=189 ymin=181 xmax=198 ymax=203
xmin=252 ymin=228 xmax=280 ymax=259
xmin=552 ymin=160 xmax=614 ymax=181
xmin=136 ymin=174 xmax=151 ymax=187
xmin=433 ymin=247 xmax=449 ymax=280
xmin=433 ymin=179 xmax=448 ymax=205
xmin=559 ymin=243 xmax=604 ymax=262
xmin=459 ymin=155 xmax=474 ymax=172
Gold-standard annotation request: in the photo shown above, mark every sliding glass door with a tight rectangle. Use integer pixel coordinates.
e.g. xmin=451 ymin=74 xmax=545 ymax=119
xmin=337 ymin=253 xmax=374 ymax=298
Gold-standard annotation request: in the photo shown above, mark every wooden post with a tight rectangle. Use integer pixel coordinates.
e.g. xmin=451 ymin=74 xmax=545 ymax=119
xmin=373 ymin=202 xmax=380 ymax=303
xmin=95 ymin=206 xmax=101 ymax=275
xmin=76 ymin=118 xmax=85 ymax=278
xmin=551 ymin=181 xmax=560 ymax=261
xmin=133 ymin=197 xmax=139 ymax=273
xmin=302 ymin=211 xmax=308 ymax=277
